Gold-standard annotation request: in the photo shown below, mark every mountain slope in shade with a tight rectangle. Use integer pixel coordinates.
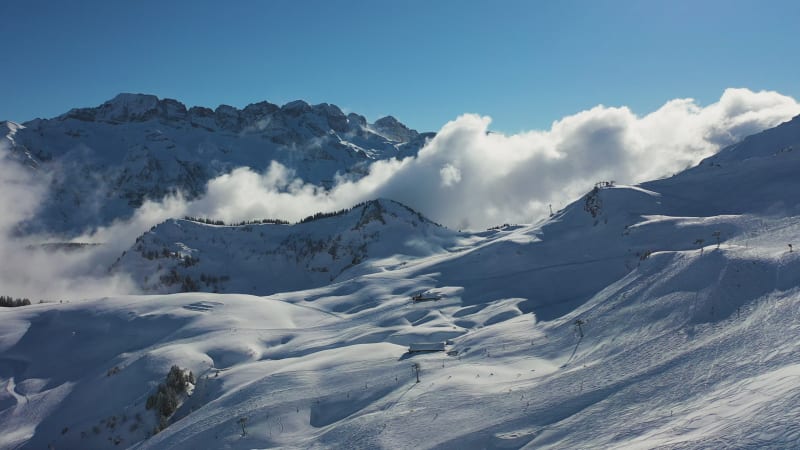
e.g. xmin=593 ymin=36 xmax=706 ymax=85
xmin=2 ymin=94 xmax=433 ymax=235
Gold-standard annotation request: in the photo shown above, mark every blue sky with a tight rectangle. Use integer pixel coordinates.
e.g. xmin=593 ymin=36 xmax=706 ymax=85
xmin=2 ymin=0 xmax=798 ymax=133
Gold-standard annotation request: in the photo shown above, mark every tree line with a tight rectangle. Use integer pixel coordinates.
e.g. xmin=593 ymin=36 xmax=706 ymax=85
xmin=183 ymin=216 xmax=290 ymax=226
xmin=0 ymin=296 xmax=32 ymax=307
xmin=184 ymin=201 xmax=386 ymax=227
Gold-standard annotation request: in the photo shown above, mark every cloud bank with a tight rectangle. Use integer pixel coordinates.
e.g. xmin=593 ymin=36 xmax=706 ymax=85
xmin=1 ymin=87 xmax=798 ymax=299
xmin=0 ymin=142 xmax=136 ymax=300
xmin=172 ymin=87 xmax=800 ymax=229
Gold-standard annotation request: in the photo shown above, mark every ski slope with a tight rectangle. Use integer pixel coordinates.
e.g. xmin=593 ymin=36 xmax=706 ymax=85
xmin=2 ymin=218 xmax=799 ymax=449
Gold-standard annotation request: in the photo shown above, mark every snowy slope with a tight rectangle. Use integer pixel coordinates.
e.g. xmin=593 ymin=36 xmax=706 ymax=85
xmin=2 ymin=115 xmax=800 ymax=449
xmin=3 ymin=221 xmax=799 ymax=449
xmin=2 ymin=94 xmax=433 ymax=235
xmin=111 ymin=199 xmax=459 ymax=295
xmin=638 ymin=114 xmax=800 ymax=218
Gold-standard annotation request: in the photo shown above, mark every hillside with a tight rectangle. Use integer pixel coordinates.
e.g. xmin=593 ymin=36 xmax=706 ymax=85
xmin=2 ymin=94 xmax=432 ymax=235
xmin=111 ymin=199 xmax=457 ymax=295
xmin=3 ymin=218 xmax=799 ymax=449
xmin=2 ymin=116 xmax=800 ymax=449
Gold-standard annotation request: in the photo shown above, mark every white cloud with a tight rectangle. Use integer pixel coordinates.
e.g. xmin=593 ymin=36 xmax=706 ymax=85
xmin=163 ymin=87 xmax=800 ymax=230
xmin=0 ymin=141 xmax=137 ymax=300
xmin=439 ymin=163 xmax=462 ymax=187
xmin=0 ymin=148 xmax=46 ymax=236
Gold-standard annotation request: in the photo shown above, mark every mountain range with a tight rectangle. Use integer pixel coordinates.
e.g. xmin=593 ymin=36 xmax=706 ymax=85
xmin=2 ymin=96 xmax=800 ymax=449
xmin=1 ymin=93 xmax=432 ymax=234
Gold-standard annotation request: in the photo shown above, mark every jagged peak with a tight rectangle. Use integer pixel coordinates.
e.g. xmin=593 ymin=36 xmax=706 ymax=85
xmin=374 ymin=115 xmax=401 ymax=126
xmin=214 ymin=104 xmax=239 ymax=115
xmin=187 ymin=105 xmax=214 ymax=117
xmin=281 ymin=100 xmax=312 ymax=116
xmin=106 ymin=92 xmax=160 ymax=107
xmin=242 ymin=100 xmax=280 ymax=117
xmin=371 ymin=115 xmax=418 ymax=142
xmin=1 ymin=120 xmax=23 ymax=135
xmin=103 ymin=93 xmax=187 ymax=119
xmin=347 ymin=112 xmax=367 ymax=128
xmin=60 ymin=93 xmax=188 ymax=123
xmin=46 ymin=93 xmax=424 ymax=139
xmin=312 ymin=102 xmax=345 ymax=117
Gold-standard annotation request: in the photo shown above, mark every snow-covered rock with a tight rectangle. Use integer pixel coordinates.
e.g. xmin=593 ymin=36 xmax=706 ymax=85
xmin=2 ymin=94 xmax=433 ymax=235
xmin=371 ymin=115 xmax=418 ymax=143
xmin=111 ymin=199 xmax=457 ymax=295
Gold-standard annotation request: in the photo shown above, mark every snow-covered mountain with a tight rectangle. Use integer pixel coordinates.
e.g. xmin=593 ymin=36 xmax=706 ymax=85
xmin=111 ymin=199 xmax=457 ymax=295
xmin=3 ymin=114 xmax=800 ymax=450
xmin=2 ymin=94 xmax=433 ymax=234
xmin=109 ymin=113 xmax=800 ymax=305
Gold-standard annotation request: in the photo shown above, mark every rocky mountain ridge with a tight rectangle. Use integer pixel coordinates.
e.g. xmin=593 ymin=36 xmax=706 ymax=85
xmin=3 ymin=94 xmax=433 ymax=235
